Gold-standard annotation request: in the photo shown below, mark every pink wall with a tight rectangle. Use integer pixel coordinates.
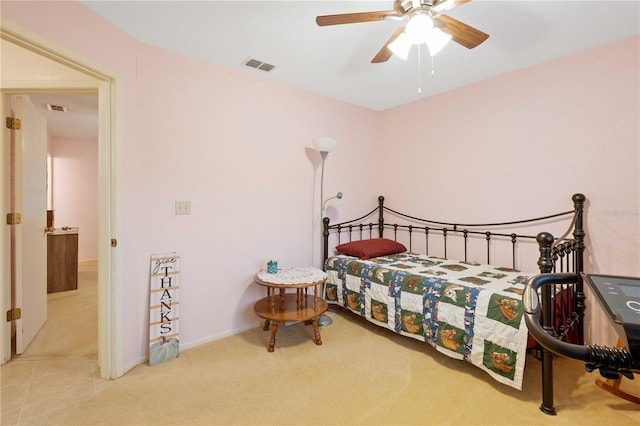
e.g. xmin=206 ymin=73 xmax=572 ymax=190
xmin=3 ymin=1 xmax=638 ymax=368
xmin=49 ymin=137 xmax=98 ymax=261
xmin=129 ymin=43 xmax=381 ymax=358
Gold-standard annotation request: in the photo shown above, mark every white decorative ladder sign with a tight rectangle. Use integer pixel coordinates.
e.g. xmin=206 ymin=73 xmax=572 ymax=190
xmin=149 ymin=252 xmax=180 ymax=366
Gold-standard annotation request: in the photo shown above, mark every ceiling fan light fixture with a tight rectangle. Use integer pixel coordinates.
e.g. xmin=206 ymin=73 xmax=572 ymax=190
xmin=405 ymin=14 xmax=433 ymax=44
xmin=388 ymin=33 xmax=412 ymax=60
xmin=426 ymin=28 xmax=452 ymax=56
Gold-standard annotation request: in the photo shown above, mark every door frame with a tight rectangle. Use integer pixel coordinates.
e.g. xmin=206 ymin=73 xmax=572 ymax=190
xmin=0 ymin=19 xmax=122 ymax=379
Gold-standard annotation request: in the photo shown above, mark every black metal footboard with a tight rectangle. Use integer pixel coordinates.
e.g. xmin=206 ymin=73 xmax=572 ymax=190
xmin=524 ymin=273 xmax=638 ymax=414
xmin=531 ymin=194 xmax=586 ymax=415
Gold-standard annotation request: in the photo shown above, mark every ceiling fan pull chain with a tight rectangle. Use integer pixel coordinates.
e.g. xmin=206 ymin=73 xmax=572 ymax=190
xmin=417 ymin=44 xmax=423 ymax=94
xmin=431 ymin=55 xmax=435 ymax=78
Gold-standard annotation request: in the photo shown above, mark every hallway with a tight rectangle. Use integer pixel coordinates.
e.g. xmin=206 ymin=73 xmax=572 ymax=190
xmin=1 ymin=260 xmax=104 ymax=424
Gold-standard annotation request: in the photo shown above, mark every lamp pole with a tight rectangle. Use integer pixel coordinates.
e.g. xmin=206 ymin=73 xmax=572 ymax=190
xmin=312 ymin=137 xmax=338 ymax=328
xmin=317 ymin=150 xmax=333 ymax=327
xmin=318 ymin=150 xmax=328 ymax=240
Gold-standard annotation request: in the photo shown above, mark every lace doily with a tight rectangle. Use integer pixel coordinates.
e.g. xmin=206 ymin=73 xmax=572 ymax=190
xmin=256 ymin=266 xmax=327 ymax=285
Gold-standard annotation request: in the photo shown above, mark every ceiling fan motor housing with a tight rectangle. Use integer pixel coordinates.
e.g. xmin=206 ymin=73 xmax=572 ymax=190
xmin=398 ymin=0 xmax=441 ymax=14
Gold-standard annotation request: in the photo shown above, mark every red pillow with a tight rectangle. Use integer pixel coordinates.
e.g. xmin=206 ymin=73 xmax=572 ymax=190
xmin=335 ymin=238 xmax=407 ymax=260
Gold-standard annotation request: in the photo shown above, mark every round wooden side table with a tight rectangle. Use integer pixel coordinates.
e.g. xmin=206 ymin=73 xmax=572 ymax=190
xmin=253 ymin=267 xmax=328 ymax=352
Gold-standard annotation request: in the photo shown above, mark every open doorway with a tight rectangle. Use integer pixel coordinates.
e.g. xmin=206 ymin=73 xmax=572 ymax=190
xmin=1 ymin=22 xmax=120 ymax=378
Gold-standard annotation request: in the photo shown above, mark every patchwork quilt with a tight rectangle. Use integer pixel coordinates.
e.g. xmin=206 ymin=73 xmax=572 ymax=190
xmin=324 ymin=252 xmax=533 ymax=390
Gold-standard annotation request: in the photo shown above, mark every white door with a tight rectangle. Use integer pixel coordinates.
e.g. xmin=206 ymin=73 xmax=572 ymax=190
xmin=12 ymin=95 xmax=48 ymax=354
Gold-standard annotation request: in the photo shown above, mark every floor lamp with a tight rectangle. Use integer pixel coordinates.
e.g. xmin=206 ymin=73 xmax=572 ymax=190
xmin=312 ymin=137 xmax=341 ymax=327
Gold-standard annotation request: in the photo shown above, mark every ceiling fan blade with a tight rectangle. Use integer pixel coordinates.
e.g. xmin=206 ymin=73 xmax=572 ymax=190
xmin=371 ymin=27 xmax=405 ymax=63
xmin=432 ymin=0 xmax=472 ymax=14
xmin=316 ymin=10 xmax=399 ymax=27
xmin=435 ymin=14 xmax=489 ymax=49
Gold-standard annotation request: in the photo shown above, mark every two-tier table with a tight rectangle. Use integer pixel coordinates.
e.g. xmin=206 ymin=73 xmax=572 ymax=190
xmin=253 ymin=267 xmax=328 ymax=352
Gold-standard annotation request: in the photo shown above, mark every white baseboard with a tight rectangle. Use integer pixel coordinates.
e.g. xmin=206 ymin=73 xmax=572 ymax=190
xmin=120 ymin=321 xmax=262 ymax=375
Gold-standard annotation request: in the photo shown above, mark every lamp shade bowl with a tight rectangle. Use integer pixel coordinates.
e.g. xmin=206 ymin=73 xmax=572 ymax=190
xmin=312 ymin=137 xmax=337 ymax=153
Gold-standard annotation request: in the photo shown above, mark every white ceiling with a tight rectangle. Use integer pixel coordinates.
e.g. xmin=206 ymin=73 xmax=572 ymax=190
xmin=81 ymin=0 xmax=639 ymax=111
xmin=28 ymin=92 xmax=98 ymax=141
xmin=34 ymin=1 xmax=640 ymax=139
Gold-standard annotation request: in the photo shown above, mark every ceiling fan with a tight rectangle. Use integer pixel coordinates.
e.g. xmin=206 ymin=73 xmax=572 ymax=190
xmin=316 ymin=0 xmax=489 ymax=63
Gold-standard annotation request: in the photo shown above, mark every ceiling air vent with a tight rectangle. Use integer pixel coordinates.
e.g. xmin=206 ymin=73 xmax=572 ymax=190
xmin=242 ymin=57 xmax=276 ymax=73
xmin=46 ymin=104 xmax=68 ymax=113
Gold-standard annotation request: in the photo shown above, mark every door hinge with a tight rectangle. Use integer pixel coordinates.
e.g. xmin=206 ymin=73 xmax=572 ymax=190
xmin=110 ymin=238 xmax=117 ymax=247
xmin=6 ymin=213 xmax=22 ymax=225
xmin=5 ymin=117 xmax=21 ymax=130
xmin=6 ymin=308 xmax=21 ymax=322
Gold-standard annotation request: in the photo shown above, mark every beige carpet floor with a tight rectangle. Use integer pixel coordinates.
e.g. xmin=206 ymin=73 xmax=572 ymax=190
xmin=2 ymin=261 xmax=639 ymax=425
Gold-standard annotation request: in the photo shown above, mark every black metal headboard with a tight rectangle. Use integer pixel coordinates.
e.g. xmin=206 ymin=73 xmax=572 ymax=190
xmin=323 ymin=193 xmax=585 ymax=274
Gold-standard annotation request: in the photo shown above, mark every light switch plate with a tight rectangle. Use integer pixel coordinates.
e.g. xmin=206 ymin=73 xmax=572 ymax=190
xmin=175 ymin=200 xmax=191 ymax=215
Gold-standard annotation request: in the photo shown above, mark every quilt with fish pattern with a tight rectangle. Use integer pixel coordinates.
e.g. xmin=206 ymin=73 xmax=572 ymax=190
xmin=324 ymin=252 xmax=532 ymax=390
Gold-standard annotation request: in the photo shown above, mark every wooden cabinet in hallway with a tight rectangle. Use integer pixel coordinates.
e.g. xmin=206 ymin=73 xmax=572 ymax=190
xmin=47 ymin=229 xmax=78 ymax=293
